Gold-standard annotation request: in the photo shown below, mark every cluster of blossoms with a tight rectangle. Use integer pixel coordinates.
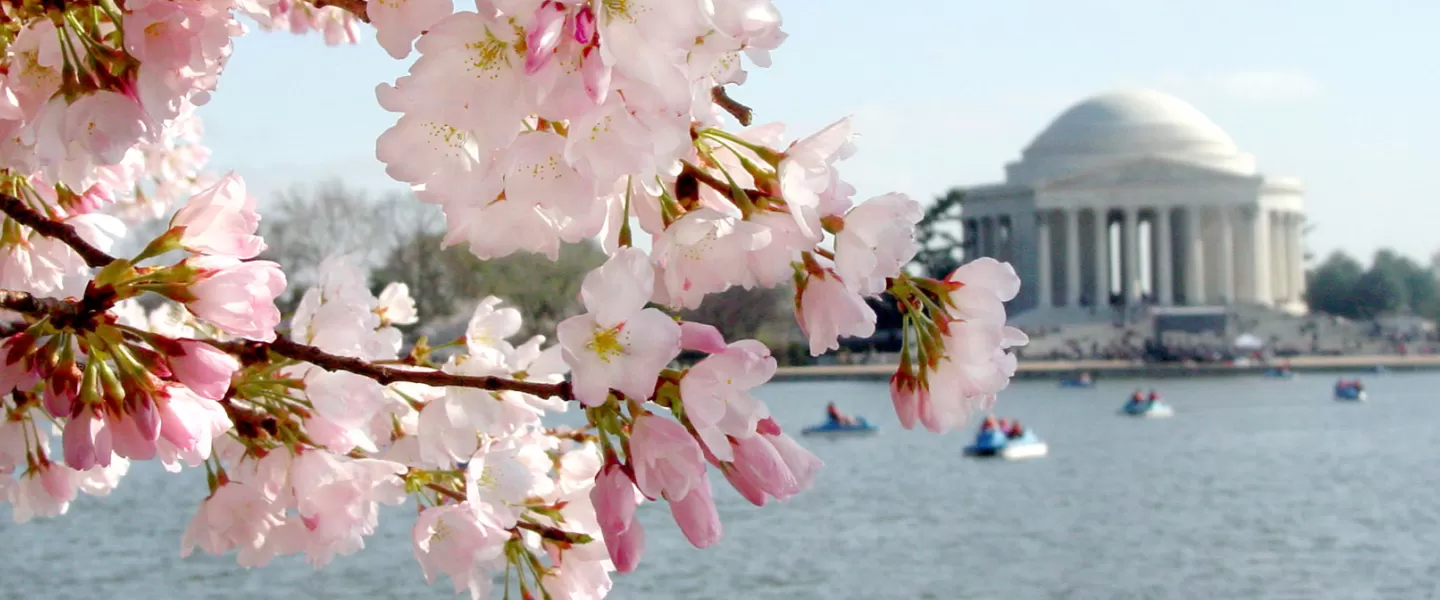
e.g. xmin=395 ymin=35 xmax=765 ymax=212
xmin=0 ymin=0 xmax=1027 ymax=598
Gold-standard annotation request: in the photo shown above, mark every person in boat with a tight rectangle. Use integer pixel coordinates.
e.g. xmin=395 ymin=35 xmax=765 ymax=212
xmin=825 ymin=402 xmax=856 ymax=426
xmin=1128 ymin=389 xmax=1144 ymax=407
xmin=1006 ymin=420 xmax=1025 ymax=439
xmin=979 ymin=415 xmax=999 ymax=433
xmin=1146 ymin=390 xmax=1160 ymax=406
xmin=1078 ymin=372 xmax=1092 ymax=384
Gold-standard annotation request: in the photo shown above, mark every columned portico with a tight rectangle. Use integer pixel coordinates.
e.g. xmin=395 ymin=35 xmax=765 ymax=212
xmin=954 ymin=89 xmax=1308 ymax=321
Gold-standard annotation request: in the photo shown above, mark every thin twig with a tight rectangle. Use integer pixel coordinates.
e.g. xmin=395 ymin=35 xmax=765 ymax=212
xmin=0 ymin=193 xmax=116 ymax=268
xmin=711 ymin=86 xmax=752 ymax=126
xmin=426 ymin=482 xmax=466 ymax=502
xmin=308 ymin=0 xmax=370 ymax=22
xmin=209 ymin=337 xmax=573 ymax=398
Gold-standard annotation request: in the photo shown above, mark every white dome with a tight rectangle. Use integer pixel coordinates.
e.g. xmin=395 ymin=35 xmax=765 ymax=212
xmin=1005 ymin=90 xmax=1256 ymax=184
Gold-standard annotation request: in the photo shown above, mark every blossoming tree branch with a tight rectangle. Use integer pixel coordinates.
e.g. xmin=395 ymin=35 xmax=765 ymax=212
xmin=0 ymin=0 xmax=1027 ymax=597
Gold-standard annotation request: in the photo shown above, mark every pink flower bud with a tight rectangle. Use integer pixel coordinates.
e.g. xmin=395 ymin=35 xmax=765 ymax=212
xmin=169 ymin=173 xmax=266 ymax=259
xmin=168 ymin=340 xmax=239 ymax=401
xmin=679 ymin=322 xmax=728 ymax=354
xmin=524 ymin=1 xmax=568 ymax=75
xmin=668 ymin=476 xmax=722 ymax=549
xmin=183 ymin=255 xmax=286 ymax=342
xmin=580 ymin=45 xmax=610 ymax=105
xmin=609 ymin=518 xmax=645 ymax=573
xmin=590 ymin=464 xmax=644 ymax=573
xmin=889 ymin=371 xmax=919 ymax=430
xmin=721 ymin=464 xmax=766 ymax=506
xmin=630 ymin=414 xmax=707 ymax=502
xmin=573 ymin=4 xmax=596 ymax=43
xmin=107 ymin=408 xmax=158 ymax=461
xmin=730 ymin=434 xmax=798 ymax=499
xmin=62 ymin=405 xmax=112 ymax=470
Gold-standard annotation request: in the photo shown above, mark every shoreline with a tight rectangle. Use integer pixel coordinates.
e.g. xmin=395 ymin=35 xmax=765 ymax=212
xmin=771 ymin=355 xmax=1440 ymax=383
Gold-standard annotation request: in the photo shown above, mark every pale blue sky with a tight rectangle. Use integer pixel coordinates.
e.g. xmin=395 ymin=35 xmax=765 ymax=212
xmin=200 ymin=1 xmax=1440 ymax=265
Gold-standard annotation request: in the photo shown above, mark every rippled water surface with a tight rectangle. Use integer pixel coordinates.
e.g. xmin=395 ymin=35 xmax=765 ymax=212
xmin=6 ymin=372 xmax=1440 ymax=599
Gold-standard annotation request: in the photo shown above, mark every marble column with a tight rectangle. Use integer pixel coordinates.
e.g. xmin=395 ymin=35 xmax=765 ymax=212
xmin=1187 ymin=207 xmax=1206 ymax=305
xmin=1288 ymin=214 xmax=1305 ymax=302
xmin=1091 ymin=208 xmax=1108 ymax=307
xmin=1036 ymin=212 xmax=1053 ymax=308
xmin=1253 ymin=208 xmax=1271 ymax=304
xmin=978 ymin=217 xmax=991 ymax=257
xmin=1065 ymin=208 xmax=1081 ymax=307
xmin=1218 ymin=207 xmax=1235 ymax=304
xmin=1156 ymin=207 xmax=1174 ymax=306
xmin=1122 ymin=207 xmax=1140 ymax=303
xmin=1272 ymin=214 xmax=1288 ymax=301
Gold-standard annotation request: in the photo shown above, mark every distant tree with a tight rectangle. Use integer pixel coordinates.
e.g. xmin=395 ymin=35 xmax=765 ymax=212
xmin=1305 ymin=251 xmax=1364 ymax=318
xmin=677 ymin=285 xmax=791 ymax=345
xmin=1352 ymin=265 xmax=1407 ymax=319
xmin=257 ymin=180 xmax=441 ymax=310
xmin=373 ymin=234 xmax=607 ymax=339
xmin=1371 ymin=249 xmax=1437 ymax=317
xmin=911 ymin=188 xmax=965 ymax=279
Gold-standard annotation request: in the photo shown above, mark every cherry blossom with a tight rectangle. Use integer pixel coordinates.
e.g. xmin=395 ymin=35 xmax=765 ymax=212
xmin=556 ymin=248 xmax=681 ymax=406
xmin=167 ymin=173 xmax=266 ymax=259
xmin=796 ymin=270 xmax=877 ymax=356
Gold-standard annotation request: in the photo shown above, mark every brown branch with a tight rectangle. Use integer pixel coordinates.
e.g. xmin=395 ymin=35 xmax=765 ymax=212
xmin=0 ymin=190 xmax=571 ymax=401
xmin=426 ymin=482 xmax=466 ymax=502
xmin=679 ymin=160 xmax=765 ymax=202
xmin=0 ymin=193 xmax=117 ymax=268
xmin=0 ymin=288 xmax=114 ymax=331
xmin=209 ymin=337 xmax=573 ymax=399
xmin=308 ymin=0 xmax=370 ymax=22
xmin=712 ymin=86 xmax=752 ymax=127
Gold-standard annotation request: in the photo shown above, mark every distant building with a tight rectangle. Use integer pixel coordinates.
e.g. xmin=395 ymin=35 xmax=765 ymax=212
xmin=956 ymin=90 xmax=1308 ymax=325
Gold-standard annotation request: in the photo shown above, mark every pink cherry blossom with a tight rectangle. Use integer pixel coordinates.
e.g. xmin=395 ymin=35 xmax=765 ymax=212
xmin=679 ymin=340 xmax=775 ymax=460
xmin=777 ymin=118 xmax=854 ymax=239
xmin=797 ymin=270 xmax=877 ymax=356
xmin=653 ymin=208 xmax=772 ymax=309
xmin=183 ymin=255 xmax=287 ymax=342
xmin=833 ymin=193 xmax=923 ymax=296
xmin=945 ymin=257 xmax=1023 ymax=326
xmin=745 ymin=210 xmax=814 ymax=287
xmin=375 ymin=282 xmax=418 ymax=325
xmin=166 ymin=339 xmax=240 ymax=401
xmin=556 ymin=248 xmax=681 ymax=406
xmin=367 ymin=0 xmax=453 ymax=59
xmin=168 ymin=172 xmax=266 ymax=259
xmin=60 ymin=91 xmax=153 ymax=166
xmin=922 ymin=321 xmax=1029 ymax=433
xmin=8 ymin=463 xmax=80 ymax=523
xmin=155 ymin=383 xmax=233 ymax=464
xmin=181 ymin=481 xmax=285 ymax=561
xmin=412 ymin=503 xmax=508 ymax=599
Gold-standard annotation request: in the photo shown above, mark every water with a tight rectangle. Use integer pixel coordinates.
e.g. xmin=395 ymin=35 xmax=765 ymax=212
xmin=5 ymin=373 xmax=1440 ymax=599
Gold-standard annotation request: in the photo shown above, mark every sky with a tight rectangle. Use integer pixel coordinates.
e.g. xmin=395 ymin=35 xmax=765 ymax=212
xmin=199 ymin=0 xmax=1440 ymax=266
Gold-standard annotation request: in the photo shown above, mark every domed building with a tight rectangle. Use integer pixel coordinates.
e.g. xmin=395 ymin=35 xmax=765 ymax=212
xmin=959 ymin=90 xmax=1306 ymax=322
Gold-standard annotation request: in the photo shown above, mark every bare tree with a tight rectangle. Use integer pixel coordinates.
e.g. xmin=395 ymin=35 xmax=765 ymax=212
xmin=678 ymin=285 xmax=793 ymax=345
xmin=257 ymin=180 xmax=442 ymax=308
